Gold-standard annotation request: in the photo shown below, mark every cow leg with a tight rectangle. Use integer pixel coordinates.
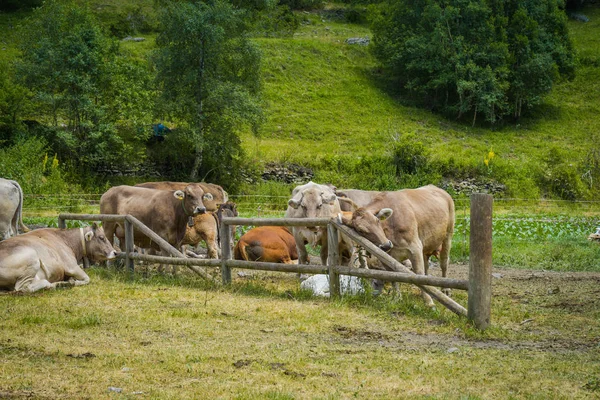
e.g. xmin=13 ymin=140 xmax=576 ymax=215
xmin=202 ymin=232 xmax=219 ymax=259
xmin=297 ymin=241 xmax=309 ymax=265
xmin=64 ymin=264 xmax=91 ymax=287
xmin=319 ymin=240 xmax=328 ymax=266
xmin=409 ymin=246 xmax=434 ymax=308
xmin=440 ymin=236 xmax=452 ymax=296
xmin=18 ymin=278 xmax=54 ymax=292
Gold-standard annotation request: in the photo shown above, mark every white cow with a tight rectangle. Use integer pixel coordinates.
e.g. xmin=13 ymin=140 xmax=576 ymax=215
xmin=0 ymin=223 xmax=117 ymax=292
xmin=0 ymin=178 xmax=29 ymax=240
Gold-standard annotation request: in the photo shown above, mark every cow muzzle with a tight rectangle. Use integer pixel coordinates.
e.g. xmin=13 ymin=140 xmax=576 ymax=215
xmin=194 ymin=207 xmax=207 ymax=215
xmin=379 ymin=240 xmax=393 ymax=252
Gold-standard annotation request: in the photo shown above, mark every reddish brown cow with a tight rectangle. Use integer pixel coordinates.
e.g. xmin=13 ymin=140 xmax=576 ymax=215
xmin=234 ymin=226 xmax=298 ymax=264
xmin=184 ymin=202 xmax=238 ymax=259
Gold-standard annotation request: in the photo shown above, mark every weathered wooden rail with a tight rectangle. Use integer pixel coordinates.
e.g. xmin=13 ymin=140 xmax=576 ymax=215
xmin=58 ymin=193 xmax=493 ymax=330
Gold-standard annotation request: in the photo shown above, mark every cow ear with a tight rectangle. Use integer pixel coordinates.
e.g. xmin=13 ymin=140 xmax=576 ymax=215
xmin=375 ymin=208 xmax=393 ymax=221
xmin=337 ymin=196 xmax=358 ymax=211
xmin=174 ymin=190 xmax=185 ymax=200
xmin=338 ymin=212 xmax=353 ymax=226
xmin=85 ymin=230 xmax=94 ymax=242
xmin=322 ymin=192 xmax=337 ymax=205
xmin=288 ymin=198 xmax=301 ymax=209
xmin=203 ymin=193 xmax=214 ymax=201
xmin=92 ymin=222 xmax=99 ymax=230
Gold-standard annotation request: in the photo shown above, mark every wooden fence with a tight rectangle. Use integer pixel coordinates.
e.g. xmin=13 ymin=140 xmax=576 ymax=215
xmin=58 ymin=193 xmax=493 ymax=330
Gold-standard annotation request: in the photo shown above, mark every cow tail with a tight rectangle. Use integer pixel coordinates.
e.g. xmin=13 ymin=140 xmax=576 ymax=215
xmin=12 ymin=180 xmax=29 ymax=234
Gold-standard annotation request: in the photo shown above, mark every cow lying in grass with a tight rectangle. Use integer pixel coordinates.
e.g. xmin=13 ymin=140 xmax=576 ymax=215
xmin=0 ymin=223 xmax=116 ymax=292
xmin=234 ymin=226 xmax=298 ymax=264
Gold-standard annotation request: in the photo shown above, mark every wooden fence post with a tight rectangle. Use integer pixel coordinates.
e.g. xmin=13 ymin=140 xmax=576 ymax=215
xmin=58 ymin=217 xmax=66 ymax=229
xmin=220 ymin=220 xmax=232 ymax=285
xmin=124 ymin=218 xmax=135 ymax=274
xmin=468 ymin=193 xmax=493 ymax=330
xmin=327 ymin=224 xmax=340 ymax=298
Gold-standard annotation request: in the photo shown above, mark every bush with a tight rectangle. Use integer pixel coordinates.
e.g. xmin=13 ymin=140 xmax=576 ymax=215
xmin=537 ymin=147 xmax=585 ymax=200
xmin=371 ymin=0 xmax=576 ymax=123
xmin=0 ymin=136 xmax=81 ymax=203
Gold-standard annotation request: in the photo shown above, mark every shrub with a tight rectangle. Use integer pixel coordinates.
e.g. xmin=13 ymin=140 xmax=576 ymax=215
xmin=371 ymin=0 xmax=576 ymax=123
xmin=537 ymin=147 xmax=585 ymax=200
xmin=0 ymin=136 xmax=81 ymax=204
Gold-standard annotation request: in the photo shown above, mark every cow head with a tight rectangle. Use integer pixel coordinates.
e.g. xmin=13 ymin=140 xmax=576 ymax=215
xmin=84 ymin=223 xmax=117 ymax=261
xmin=340 ymin=208 xmax=394 ymax=252
xmin=175 ymin=185 xmax=211 ymax=215
xmin=288 ymin=188 xmax=337 ymax=219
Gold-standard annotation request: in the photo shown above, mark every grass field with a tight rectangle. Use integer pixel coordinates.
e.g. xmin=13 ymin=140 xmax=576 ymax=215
xmin=1 ymin=264 xmax=599 ymax=399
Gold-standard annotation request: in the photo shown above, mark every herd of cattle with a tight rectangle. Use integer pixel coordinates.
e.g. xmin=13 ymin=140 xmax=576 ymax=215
xmin=0 ymin=178 xmax=456 ymax=306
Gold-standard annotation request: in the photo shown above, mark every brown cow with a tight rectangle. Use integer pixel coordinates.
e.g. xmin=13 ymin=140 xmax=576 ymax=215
xmin=0 ymin=223 xmax=116 ymax=292
xmin=184 ymin=202 xmax=238 ymax=259
xmin=135 ymin=181 xmax=227 ymax=212
xmin=339 ymin=185 xmax=455 ymax=307
xmin=100 ymin=185 xmax=208 ymax=251
xmin=234 ymin=226 xmax=298 ymax=264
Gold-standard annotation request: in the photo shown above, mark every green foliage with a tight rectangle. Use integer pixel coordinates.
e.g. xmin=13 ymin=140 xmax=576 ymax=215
xmin=0 ymin=62 xmax=32 ymax=129
xmin=250 ymin=4 xmax=299 ymax=37
xmin=154 ymin=0 xmax=263 ymax=186
xmin=371 ymin=0 xmax=576 ymax=123
xmin=0 ymin=136 xmax=80 ymax=200
xmin=537 ymin=147 xmax=586 ymax=200
xmin=278 ymin=0 xmax=323 ymax=10
xmin=105 ymin=4 xmax=158 ymax=37
xmin=0 ymin=0 xmax=42 ymax=12
xmin=14 ymin=1 xmax=120 ymax=169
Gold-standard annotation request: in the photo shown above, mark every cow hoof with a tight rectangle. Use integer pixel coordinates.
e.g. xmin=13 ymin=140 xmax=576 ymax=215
xmin=442 ymin=288 xmax=452 ymax=297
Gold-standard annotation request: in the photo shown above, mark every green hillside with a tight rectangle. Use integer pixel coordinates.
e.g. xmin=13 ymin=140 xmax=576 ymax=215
xmin=247 ymin=3 xmax=600 ymax=199
xmin=1 ymin=1 xmax=599 ymax=199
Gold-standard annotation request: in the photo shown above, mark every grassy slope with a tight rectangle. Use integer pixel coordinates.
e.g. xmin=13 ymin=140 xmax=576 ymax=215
xmin=2 ymin=2 xmax=600 ymax=198
xmin=245 ymin=4 xmax=600 ymax=198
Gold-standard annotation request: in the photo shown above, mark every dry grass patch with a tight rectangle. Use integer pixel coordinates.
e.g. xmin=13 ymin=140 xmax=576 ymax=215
xmin=1 ymin=265 xmax=599 ymax=399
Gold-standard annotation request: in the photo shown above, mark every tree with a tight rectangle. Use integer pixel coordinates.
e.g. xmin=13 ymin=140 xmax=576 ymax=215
xmin=154 ymin=0 xmax=262 ymax=183
xmin=15 ymin=0 xmax=120 ymax=168
xmin=371 ymin=0 xmax=575 ymax=123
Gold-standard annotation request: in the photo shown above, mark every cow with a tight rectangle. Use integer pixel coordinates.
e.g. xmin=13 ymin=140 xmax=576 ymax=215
xmin=135 ymin=181 xmax=227 ymax=212
xmin=183 ymin=201 xmax=238 ymax=259
xmin=337 ymin=189 xmax=382 ymax=212
xmin=99 ymin=185 xmax=209 ymax=252
xmin=285 ymin=181 xmax=352 ymax=266
xmin=0 ymin=178 xmax=29 ymax=240
xmin=234 ymin=226 xmax=298 ymax=264
xmin=338 ymin=185 xmax=455 ymax=307
xmin=0 ymin=223 xmax=117 ymax=292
